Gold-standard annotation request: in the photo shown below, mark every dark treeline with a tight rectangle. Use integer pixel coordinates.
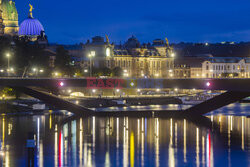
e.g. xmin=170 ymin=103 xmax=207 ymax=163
xmin=172 ymin=42 xmax=250 ymax=57
xmin=0 ymin=36 xmax=75 ymax=77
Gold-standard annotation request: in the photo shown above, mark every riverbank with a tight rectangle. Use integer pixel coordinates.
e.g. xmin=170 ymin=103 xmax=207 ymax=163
xmin=73 ymin=96 xmax=182 ymax=108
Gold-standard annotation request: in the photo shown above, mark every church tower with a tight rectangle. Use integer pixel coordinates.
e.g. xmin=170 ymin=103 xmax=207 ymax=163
xmin=1 ymin=0 xmax=18 ymax=36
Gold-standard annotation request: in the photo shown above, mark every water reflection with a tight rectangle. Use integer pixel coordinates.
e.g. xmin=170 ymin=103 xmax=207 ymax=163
xmin=0 ymin=115 xmax=248 ymax=166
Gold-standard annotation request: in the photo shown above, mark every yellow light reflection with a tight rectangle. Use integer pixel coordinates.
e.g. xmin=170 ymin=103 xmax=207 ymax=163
xmin=7 ymin=123 xmax=12 ymax=135
xmin=105 ymin=151 xmax=110 ymax=167
xmin=2 ymin=117 xmax=5 ymax=149
xmin=228 ymin=116 xmax=231 ymax=147
xmin=39 ymin=141 xmax=44 ymax=167
xmin=169 ymin=118 xmax=175 ymax=167
xmin=230 ymin=116 xmax=233 ymax=131
xmin=196 ymin=128 xmax=200 ymax=167
xmin=130 ymin=131 xmax=134 ymax=167
xmin=5 ymin=145 xmax=9 ymax=167
xmin=183 ymin=119 xmax=186 ymax=163
xmin=211 ymin=116 xmax=213 ymax=122
xmin=202 ymin=136 xmax=205 ymax=165
xmin=137 ymin=119 xmax=140 ymax=145
xmin=241 ymin=117 xmax=244 ymax=150
xmin=175 ymin=123 xmax=177 ymax=148
xmin=49 ymin=114 xmax=52 ymax=129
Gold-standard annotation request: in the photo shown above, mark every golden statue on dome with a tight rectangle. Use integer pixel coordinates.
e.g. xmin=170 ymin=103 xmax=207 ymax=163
xmin=105 ymin=34 xmax=110 ymax=44
xmin=29 ymin=4 xmax=34 ymax=18
xmin=165 ymin=37 xmax=169 ymax=47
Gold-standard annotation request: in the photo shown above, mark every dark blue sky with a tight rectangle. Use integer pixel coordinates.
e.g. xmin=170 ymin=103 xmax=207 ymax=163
xmin=16 ymin=0 xmax=250 ymax=44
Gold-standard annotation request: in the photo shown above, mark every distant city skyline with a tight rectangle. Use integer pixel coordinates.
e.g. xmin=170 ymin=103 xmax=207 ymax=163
xmin=16 ymin=0 xmax=250 ymax=44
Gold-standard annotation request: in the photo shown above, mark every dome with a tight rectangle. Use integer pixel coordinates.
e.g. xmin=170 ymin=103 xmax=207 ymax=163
xmin=124 ymin=35 xmax=140 ymax=48
xmin=19 ymin=17 xmax=44 ymax=36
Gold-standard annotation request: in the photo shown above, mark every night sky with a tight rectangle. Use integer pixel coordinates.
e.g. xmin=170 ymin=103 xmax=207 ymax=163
xmin=16 ymin=0 xmax=250 ymax=44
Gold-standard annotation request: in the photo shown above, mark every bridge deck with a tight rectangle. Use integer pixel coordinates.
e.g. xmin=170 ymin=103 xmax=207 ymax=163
xmin=1 ymin=78 xmax=250 ymax=91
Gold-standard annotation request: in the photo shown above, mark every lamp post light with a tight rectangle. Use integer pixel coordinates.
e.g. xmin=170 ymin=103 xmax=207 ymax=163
xmin=89 ymin=51 xmax=95 ymax=77
xmin=33 ymin=68 xmax=37 ymax=77
xmin=171 ymin=52 xmax=175 ymax=58
xmin=6 ymin=53 xmax=10 ymax=76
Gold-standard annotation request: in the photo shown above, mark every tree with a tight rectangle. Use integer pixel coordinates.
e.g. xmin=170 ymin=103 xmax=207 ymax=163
xmin=102 ymin=67 xmax=112 ymax=76
xmin=112 ymin=67 xmax=123 ymax=77
xmin=91 ymin=67 xmax=112 ymax=77
xmin=55 ymin=46 xmax=73 ymax=76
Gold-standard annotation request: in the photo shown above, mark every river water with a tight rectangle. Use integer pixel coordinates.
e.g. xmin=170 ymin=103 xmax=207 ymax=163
xmin=0 ymin=103 xmax=249 ymax=166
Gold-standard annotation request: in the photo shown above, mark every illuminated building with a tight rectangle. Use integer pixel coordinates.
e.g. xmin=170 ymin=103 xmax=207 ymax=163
xmin=174 ymin=57 xmax=204 ymax=78
xmin=83 ymin=36 xmax=114 ymax=69
xmin=0 ymin=8 xmax=4 ymax=35
xmin=19 ymin=4 xmax=47 ymax=43
xmin=82 ymin=35 xmax=174 ymax=78
xmin=174 ymin=56 xmax=250 ymax=78
xmin=0 ymin=0 xmax=19 ymax=36
xmin=202 ymin=57 xmax=250 ymax=78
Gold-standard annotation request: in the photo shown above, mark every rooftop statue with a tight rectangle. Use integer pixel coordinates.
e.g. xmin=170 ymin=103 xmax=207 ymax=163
xmin=105 ymin=34 xmax=110 ymax=44
xmin=165 ymin=37 xmax=169 ymax=46
xmin=29 ymin=4 xmax=34 ymax=18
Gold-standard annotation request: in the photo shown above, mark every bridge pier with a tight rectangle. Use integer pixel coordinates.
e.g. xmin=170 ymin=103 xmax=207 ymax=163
xmin=185 ymin=91 xmax=250 ymax=115
xmin=15 ymin=87 xmax=93 ymax=116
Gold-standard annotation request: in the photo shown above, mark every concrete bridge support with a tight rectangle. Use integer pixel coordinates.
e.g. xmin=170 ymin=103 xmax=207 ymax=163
xmin=15 ymin=87 xmax=93 ymax=116
xmin=185 ymin=91 xmax=250 ymax=115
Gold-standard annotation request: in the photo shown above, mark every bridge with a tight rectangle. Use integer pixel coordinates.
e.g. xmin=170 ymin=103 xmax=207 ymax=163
xmin=1 ymin=78 xmax=250 ymax=117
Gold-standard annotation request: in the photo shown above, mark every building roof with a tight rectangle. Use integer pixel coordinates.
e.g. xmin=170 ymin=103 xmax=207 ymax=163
xmin=174 ymin=57 xmax=205 ymax=68
xmin=205 ymin=57 xmax=245 ymax=63
xmin=114 ymin=50 xmax=129 ymax=56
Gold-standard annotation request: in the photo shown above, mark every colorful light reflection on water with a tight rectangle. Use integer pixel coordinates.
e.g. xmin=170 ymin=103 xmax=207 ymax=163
xmin=0 ymin=106 xmax=249 ymax=166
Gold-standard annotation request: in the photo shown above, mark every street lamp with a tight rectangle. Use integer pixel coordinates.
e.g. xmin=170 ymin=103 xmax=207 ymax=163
xmin=89 ymin=51 xmax=95 ymax=77
xmin=6 ymin=53 xmax=10 ymax=76
xmin=171 ymin=53 xmax=175 ymax=58
xmin=33 ymin=68 xmax=38 ymax=77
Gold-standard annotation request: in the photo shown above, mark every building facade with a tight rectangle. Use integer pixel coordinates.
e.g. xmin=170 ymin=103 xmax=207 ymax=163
xmin=0 ymin=9 xmax=4 ymax=35
xmin=82 ymin=36 xmax=175 ymax=78
xmin=202 ymin=57 xmax=250 ymax=78
xmin=0 ymin=0 xmax=19 ymax=36
xmin=174 ymin=56 xmax=250 ymax=78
